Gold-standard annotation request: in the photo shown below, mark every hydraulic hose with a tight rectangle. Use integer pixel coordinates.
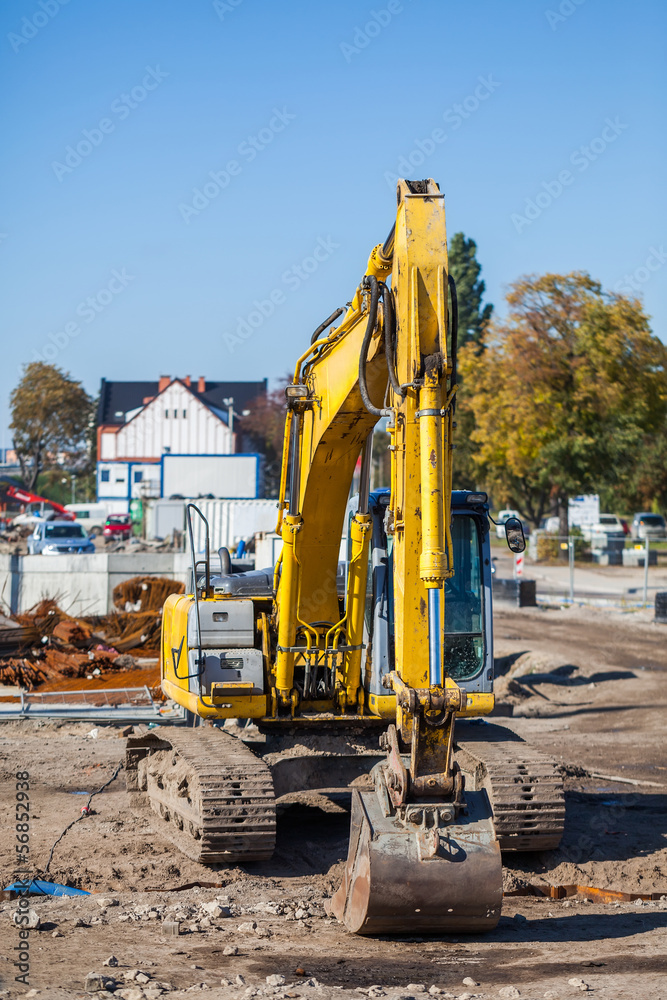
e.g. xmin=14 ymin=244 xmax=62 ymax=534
xmin=358 ymin=275 xmax=384 ymax=417
xmin=381 ymin=282 xmax=404 ymax=399
xmin=448 ymin=273 xmax=458 ymax=405
xmin=310 ymin=306 xmax=345 ymax=345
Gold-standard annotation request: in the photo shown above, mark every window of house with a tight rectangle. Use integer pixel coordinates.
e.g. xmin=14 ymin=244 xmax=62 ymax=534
xmin=100 ymin=470 xmax=110 ymax=483
xmin=133 ymin=470 xmax=143 ymax=483
xmin=165 ymin=409 xmax=169 ymax=418
xmin=183 ymin=409 xmax=187 ymax=418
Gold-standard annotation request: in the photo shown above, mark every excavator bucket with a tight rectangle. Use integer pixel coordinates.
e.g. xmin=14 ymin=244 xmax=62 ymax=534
xmin=331 ymin=787 xmax=502 ymax=934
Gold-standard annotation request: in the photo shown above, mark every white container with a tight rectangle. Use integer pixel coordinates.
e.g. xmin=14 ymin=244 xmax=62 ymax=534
xmin=186 ymin=499 xmax=279 ymax=555
xmin=162 ymin=454 xmax=261 ymax=501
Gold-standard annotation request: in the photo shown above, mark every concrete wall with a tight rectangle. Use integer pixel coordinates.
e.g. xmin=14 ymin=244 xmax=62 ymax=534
xmin=0 ymin=553 xmax=191 ymax=617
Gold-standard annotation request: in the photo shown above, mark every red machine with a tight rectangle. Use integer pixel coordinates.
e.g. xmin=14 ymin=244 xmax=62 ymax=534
xmin=6 ymin=485 xmax=75 ymax=520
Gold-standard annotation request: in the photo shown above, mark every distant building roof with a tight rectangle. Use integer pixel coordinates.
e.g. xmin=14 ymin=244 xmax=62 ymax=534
xmin=97 ymin=377 xmax=268 ymax=426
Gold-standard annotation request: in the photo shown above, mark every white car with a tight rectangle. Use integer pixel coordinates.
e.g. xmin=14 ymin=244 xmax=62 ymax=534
xmin=495 ymin=508 xmax=522 ymax=540
xmin=581 ymin=514 xmax=626 ymax=541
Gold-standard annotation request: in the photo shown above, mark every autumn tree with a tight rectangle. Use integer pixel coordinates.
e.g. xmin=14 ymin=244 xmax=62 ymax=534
xmin=241 ymin=376 xmax=290 ymax=497
xmin=10 ymin=363 xmax=93 ymax=491
xmin=458 ymin=273 xmax=667 ymax=530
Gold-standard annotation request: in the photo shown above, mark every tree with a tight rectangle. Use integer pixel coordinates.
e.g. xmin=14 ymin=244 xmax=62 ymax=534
xmin=458 ymin=272 xmax=667 ymax=530
xmin=10 ymin=363 xmax=93 ymax=491
xmin=448 ymin=232 xmax=494 ymax=348
xmin=241 ymin=377 xmax=290 ymax=497
xmin=448 ymin=232 xmax=494 ymax=489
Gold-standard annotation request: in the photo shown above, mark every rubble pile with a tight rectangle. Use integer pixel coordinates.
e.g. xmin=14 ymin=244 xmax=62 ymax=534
xmin=0 ymin=576 xmax=184 ymax=690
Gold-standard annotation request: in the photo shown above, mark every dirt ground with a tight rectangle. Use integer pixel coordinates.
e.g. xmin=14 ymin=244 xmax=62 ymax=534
xmin=0 ymin=603 xmax=666 ymax=999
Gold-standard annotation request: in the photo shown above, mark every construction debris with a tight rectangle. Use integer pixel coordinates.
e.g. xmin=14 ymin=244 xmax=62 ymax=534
xmin=112 ymin=575 xmax=184 ymax=613
xmin=0 ymin=577 xmax=183 ymax=691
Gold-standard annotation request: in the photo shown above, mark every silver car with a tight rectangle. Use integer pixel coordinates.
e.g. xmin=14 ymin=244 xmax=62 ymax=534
xmin=631 ymin=512 xmax=666 ymax=541
xmin=27 ymin=519 xmax=96 ymax=555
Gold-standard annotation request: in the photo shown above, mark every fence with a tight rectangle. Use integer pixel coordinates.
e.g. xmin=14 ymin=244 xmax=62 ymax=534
xmin=525 ymin=531 xmax=660 ymax=607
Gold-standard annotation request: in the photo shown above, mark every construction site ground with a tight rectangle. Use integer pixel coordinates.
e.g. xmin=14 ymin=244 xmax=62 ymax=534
xmin=0 ymin=601 xmax=666 ymax=999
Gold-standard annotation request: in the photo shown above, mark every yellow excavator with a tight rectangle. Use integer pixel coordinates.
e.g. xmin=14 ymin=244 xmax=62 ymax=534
xmin=126 ymin=179 xmax=564 ymax=933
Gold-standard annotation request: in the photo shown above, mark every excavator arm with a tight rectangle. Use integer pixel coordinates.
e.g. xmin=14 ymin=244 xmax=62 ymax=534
xmin=272 ymin=179 xmax=503 ymax=932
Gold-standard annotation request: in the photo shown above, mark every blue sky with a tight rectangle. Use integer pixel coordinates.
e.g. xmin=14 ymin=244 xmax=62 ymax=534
xmin=1 ymin=0 xmax=666 ymax=447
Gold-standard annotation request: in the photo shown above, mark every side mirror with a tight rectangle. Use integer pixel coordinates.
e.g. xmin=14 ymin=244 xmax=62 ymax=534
xmin=504 ymin=516 xmax=526 ymax=553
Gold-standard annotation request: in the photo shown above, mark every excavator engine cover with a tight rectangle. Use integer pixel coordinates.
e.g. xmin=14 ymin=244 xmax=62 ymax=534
xmin=331 ymin=785 xmax=502 ymax=934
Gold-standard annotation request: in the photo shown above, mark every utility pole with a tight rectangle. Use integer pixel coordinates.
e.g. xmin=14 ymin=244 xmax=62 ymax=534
xmin=222 ymin=398 xmax=251 ymax=446
xmin=643 ymin=537 xmax=650 ymax=607
xmin=223 ymin=397 xmax=235 ymax=433
xmin=568 ymin=536 xmax=575 ymax=603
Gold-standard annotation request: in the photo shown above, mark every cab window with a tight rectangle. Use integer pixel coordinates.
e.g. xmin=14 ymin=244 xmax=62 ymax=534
xmin=444 ymin=515 xmax=484 ymax=681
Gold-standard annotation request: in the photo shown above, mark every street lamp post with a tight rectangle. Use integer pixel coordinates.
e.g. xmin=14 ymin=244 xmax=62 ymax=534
xmin=222 ymin=398 xmax=251 ymax=439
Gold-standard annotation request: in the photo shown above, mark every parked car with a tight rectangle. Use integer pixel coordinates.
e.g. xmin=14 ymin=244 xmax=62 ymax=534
xmin=631 ymin=512 xmax=667 ymax=541
xmin=27 ymin=520 xmax=95 ymax=555
xmin=495 ymin=508 xmax=523 ymax=540
xmin=103 ymin=514 xmax=133 ymax=542
xmin=581 ymin=513 xmax=626 ymax=541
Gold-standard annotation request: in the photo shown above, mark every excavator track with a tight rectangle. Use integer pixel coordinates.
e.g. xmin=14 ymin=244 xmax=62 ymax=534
xmin=455 ymin=723 xmax=565 ymax=852
xmin=126 ymin=726 xmax=276 ymax=865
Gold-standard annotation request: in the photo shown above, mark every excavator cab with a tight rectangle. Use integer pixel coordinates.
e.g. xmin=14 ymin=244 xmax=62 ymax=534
xmin=353 ymin=488 xmax=495 ymax=710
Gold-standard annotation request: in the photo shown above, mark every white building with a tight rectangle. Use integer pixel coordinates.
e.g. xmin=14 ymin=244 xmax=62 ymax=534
xmin=96 ymin=375 xmax=267 ymax=512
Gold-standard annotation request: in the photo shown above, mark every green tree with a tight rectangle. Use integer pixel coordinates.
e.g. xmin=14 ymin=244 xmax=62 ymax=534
xmin=448 ymin=232 xmax=494 ymax=348
xmin=458 ymin=272 xmax=667 ymax=530
xmin=10 ymin=363 xmax=93 ymax=491
xmin=448 ymin=233 xmax=493 ymax=489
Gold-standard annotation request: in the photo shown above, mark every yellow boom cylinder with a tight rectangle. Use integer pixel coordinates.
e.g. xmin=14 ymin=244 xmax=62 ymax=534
xmin=275 ymin=513 xmax=302 ymax=702
xmin=343 ymin=512 xmax=373 ymax=707
xmin=418 ymin=370 xmax=446 ymax=588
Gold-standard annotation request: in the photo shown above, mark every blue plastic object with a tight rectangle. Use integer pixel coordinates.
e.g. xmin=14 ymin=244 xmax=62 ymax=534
xmin=4 ymin=879 xmax=90 ymax=897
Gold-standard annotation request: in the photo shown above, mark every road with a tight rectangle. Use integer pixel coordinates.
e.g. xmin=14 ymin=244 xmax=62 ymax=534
xmin=493 ymin=549 xmax=667 ymax=604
